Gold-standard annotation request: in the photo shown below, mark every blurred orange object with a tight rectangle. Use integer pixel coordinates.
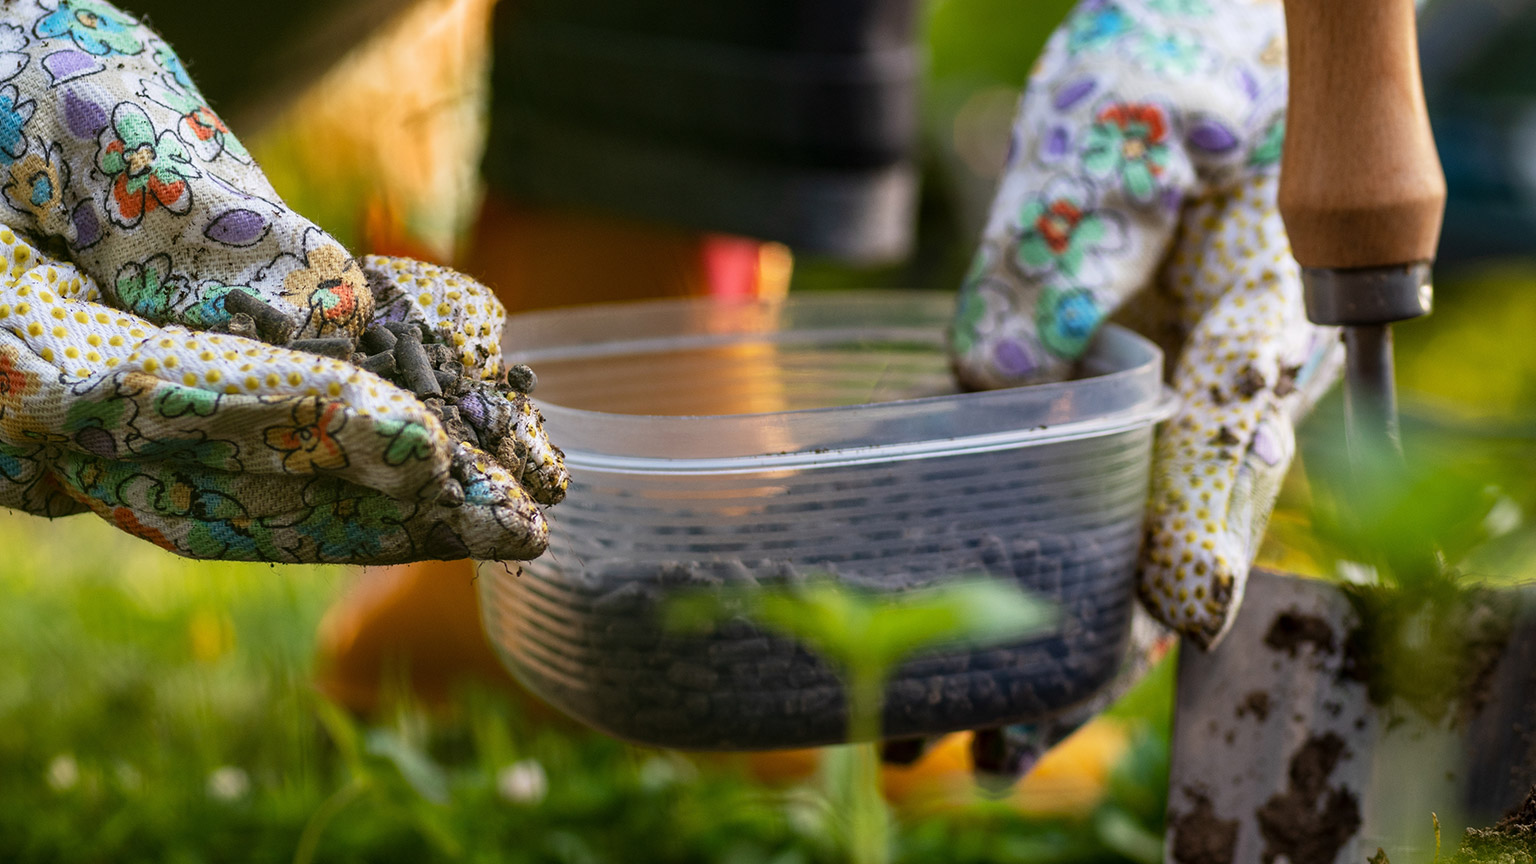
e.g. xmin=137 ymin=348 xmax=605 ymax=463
xmin=734 ymin=721 xmax=1130 ymax=817
xmin=314 ymin=559 xmax=517 ymax=714
xmin=993 ymin=720 xmax=1131 ymax=817
xmin=465 ymin=195 xmax=790 ymax=310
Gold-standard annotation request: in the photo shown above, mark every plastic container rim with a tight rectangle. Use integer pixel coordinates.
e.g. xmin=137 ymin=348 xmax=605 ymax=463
xmin=564 ymin=392 xmax=1177 ymax=474
xmin=502 ymin=292 xmax=1180 ymax=471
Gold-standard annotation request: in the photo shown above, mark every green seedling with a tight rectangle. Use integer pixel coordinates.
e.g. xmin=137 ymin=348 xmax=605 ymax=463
xmin=670 ymin=577 xmax=1054 ymax=864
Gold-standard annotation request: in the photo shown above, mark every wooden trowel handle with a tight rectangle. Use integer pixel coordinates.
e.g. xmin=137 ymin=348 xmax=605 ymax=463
xmin=1278 ymin=0 xmax=1446 ymax=270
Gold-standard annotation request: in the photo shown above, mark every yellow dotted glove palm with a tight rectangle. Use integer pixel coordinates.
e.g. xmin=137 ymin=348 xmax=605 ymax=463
xmin=0 ymin=1 xmax=567 ymax=563
xmin=950 ymin=0 xmax=1342 ymax=649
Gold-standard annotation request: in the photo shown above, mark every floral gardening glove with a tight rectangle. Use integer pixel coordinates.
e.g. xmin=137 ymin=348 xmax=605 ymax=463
xmin=0 ymin=1 xmax=568 ymax=563
xmin=950 ymin=0 xmax=1342 ymax=650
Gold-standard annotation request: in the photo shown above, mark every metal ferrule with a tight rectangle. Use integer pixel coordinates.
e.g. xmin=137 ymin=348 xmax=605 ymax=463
xmin=1341 ymin=324 xmax=1400 ymax=453
xmin=1301 ymin=262 xmax=1434 ymax=326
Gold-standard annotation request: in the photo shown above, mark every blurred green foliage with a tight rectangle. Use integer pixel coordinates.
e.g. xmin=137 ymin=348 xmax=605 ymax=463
xmin=926 ymin=0 xmax=1078 ymax=87
xmin=1396 ymin=262 xmax=1536 ymax=421
xmin=1294 ymin=262 xmax=1536 ymax=587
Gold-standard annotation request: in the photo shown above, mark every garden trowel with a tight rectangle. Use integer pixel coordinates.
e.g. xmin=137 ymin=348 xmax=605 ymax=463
xmin=1164 ymin=0 xmax=1452 ymax=861
xmin=1278 ymin=0 xmax=1445 ymax=454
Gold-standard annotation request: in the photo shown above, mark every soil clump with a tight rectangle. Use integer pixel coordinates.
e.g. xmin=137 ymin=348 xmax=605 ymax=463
xmin=1169 ymin=789 xmax=1239 ymax=864
xmin=1255 ymin=732 xmax=1361 ymax=864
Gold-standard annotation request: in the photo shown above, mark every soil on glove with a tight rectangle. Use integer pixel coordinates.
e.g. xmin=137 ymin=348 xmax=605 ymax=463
xmin=222 ymin=282 xmax=563 ymax=508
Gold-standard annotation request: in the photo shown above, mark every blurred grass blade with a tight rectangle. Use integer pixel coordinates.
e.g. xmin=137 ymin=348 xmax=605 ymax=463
xmin=314 ymin=699 xmax=367 ymax=778
xmin=364 ymin=728 xmax=449 ymax=805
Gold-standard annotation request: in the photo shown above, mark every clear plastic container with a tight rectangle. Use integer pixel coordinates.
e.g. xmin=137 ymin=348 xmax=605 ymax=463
xmin=480 ymin=291 xmax=1174 ymax=749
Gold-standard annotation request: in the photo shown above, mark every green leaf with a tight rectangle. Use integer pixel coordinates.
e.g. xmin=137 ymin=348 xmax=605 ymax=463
xmin=1122 ymin=161 xmax=1157 ymax=202
xmin=153 ymin=130 xmax=192 ymax=168
xmin=63 ymin=396 xmax=126 ymax=434
xmin=1082 ymin=127 xmax=1123 ymax=178
xmin=153 ymin=384 xmax=220 ymax=419
xmin=113 ymin=105 xmax=156 ymax=150
xmin=1301 ymin=403 xmax=1529 ymax=588
xmin=669 ymin=577 xmax=1054 ymax=682
xmin=375 ymin=419 xmax=434 ymax=466
xmin=1016 ymin=233 xmax=1056 ymax=272
xmin=98 ymin=144 xmax=126 ymax=176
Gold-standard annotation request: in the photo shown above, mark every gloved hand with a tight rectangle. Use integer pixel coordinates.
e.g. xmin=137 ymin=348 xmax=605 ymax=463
xmin=950 ymin=0 xmax=1341 ymax=649
xmin=0 ymin=0 xmax=567 ymax=563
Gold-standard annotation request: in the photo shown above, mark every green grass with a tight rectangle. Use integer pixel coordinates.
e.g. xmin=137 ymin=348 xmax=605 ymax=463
xmin=0 ymin=510 xmax=1167 ymax=864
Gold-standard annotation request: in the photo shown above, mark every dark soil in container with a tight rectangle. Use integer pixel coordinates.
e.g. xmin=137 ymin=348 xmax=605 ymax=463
xmin=503 ymin=527 xmax=1137 ymax=749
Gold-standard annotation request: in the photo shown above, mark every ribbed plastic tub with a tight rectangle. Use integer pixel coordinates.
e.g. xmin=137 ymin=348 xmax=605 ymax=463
xmin=481 ymin=292 xmax=1174 ymax=750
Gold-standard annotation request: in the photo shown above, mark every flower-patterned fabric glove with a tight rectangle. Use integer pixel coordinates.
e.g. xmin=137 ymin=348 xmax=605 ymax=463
xmin=0 ymin=1 xmax=568 ymax=563
xmin=950 ymin=0 xmax=1342 ymax=650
